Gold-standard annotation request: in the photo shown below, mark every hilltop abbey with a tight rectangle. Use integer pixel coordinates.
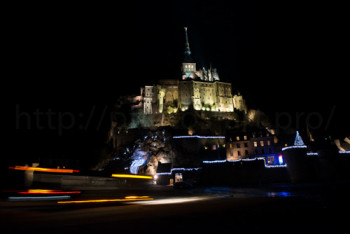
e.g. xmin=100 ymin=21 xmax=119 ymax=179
xmin=142 ymin=27 xmax=247 ymax=116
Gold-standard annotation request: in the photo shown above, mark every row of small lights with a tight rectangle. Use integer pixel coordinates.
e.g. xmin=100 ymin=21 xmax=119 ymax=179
xmin=173 ymin=135 xmax=225 ymax=139
xmin=202 ymin=157 xmax=287 ymax=168
xmin=156 ymin=167 xmax=201 ymax=176
xmin=281 ymin=145 xmax=307 ymax=151
xmin=307 ymin=151 xmax=350 ymax=156
xmin=202 ymin=158 xmax=259 ymax=163
xmin=307 ymin=152 xmax=319 ymax=156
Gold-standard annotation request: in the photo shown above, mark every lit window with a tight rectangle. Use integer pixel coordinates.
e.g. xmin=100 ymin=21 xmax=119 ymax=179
xmin=175 ymin=173 xmax=183 ymax=183
xmin=260 ymin=141 xmax=264 ymax=147
xmin=267 ymin=140 xmax=271 ymax=146
xmin=268 ymin=156 xmax=275 ymax=164
xmin=278 ymin=155 xmax=284 ymax=164
xmin=244 ymin=135 xmax=247 ymax=140
xmin=236 ymin=136 xmax=240 ymax=141
xmin=229 ymin=144 xmax=232 ymax=149
xmin=254 ymin=142 xmax=258 ymax=147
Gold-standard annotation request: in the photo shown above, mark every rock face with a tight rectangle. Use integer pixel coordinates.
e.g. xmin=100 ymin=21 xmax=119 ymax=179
xmin=122 ymin=130 xmax=175 ymax=176
xmin=129 ymin=149 xmax=149 ymax=174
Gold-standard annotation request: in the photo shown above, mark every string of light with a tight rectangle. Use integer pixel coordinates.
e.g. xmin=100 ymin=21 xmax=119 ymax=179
xmin=173 ymin=135 xmax=225 ymax=139
xmin=282 ymin=145 xmax=307 ymax=151
xmin=202 ymin=157 xmax=287 ymax=168
xmin=156 ymin=167 xmax=201 ymax=176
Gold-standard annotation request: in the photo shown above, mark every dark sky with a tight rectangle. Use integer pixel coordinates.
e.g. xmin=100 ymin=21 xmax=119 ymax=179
xmin=9 ymin=1 xmax=349 ymax=163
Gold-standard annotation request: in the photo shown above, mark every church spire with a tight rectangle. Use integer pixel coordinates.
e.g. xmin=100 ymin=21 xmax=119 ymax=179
xmin=182 ymin=27 xmax=196 ymax=79
xmin=184 ymin=27 xmax=191 ymax=56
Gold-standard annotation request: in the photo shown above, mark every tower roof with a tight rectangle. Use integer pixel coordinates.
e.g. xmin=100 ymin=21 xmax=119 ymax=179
xmin=184 ymin=27 xmax=194 ymax=63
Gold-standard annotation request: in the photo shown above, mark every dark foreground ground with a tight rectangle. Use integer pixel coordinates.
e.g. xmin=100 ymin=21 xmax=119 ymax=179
xmin=1 ymin=182 xmax=349 ymax=234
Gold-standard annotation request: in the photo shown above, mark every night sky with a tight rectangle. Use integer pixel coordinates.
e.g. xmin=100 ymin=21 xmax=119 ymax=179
xmin=9 ymin=1 xmax=348 ymax=164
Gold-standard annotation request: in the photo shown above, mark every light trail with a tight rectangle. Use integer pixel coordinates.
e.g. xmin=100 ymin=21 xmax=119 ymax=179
xmin=9 ymin=166 xmax=79 ymax=173
xmin=126 ymin=196 xmax=212 ymax=205
xmin=111 ymin=174 xmax=153 ymax=179
xmin=9 ymin=196 xmax=71 ymax=201
xmin=18 ymin=189 xmax=81 ymax=194
xmin=57 ymin=196 xmax=153 ymax=204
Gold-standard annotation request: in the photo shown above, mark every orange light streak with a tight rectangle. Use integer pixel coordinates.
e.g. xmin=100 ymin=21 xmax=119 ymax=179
xmin=9 ymin=166 xmax=79 ymax=173
xmin=57 ymin=196 xmax=153 ymax=204
xmin=18 ymin=189 xmax=81 ymax=194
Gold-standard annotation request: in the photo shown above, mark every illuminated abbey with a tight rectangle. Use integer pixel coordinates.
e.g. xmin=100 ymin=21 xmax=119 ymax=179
xmin=142 ymin=27 xmax=247 ymax=115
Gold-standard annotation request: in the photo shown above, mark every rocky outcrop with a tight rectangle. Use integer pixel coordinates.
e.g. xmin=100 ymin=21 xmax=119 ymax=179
xmin=106 ymin=129 xmax=175 ymax=176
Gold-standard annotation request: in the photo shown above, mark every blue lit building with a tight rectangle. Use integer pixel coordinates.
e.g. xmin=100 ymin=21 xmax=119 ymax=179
xmin=226 ymin=130 xmax=285 ymax=166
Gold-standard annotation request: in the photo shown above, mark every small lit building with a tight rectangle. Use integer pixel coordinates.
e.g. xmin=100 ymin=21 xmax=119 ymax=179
xmin=226 ymin=130 xmax=282 ymax=165
xmin=226 ymin=133 xmax=251 ymax=160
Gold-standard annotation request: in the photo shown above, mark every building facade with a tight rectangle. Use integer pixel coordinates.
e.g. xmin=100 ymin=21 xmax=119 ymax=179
xmin=226 ymin=130 xmax=281 ymax=164
xmin=142 ymin=28 xmax=247 ymax=115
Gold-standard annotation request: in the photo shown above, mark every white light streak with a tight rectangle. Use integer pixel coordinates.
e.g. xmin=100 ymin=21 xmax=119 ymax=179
xmin=282 ymin=145 xmax=307 ymax=151
xmin=9 ymin=196 xmax=71 ymax=201
xmin=171 ymin=167 xmax=201 ymax=171
xmin=264 ymin=164 xmax=287 ymax=168
xmin=156 ymin=172 xmax=172 ymax=175
xmin=173 ymin=135 xmax=225 ymax=139
xmin=126 ymin=196 xmax=211 ymax=205
xmin=156 ymin=167 xmax=201 ymax=176
xmin=203 ymin=157 xmax=287 ymax=168
xmin=203 ymin=160 xmax=227 ymax=164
